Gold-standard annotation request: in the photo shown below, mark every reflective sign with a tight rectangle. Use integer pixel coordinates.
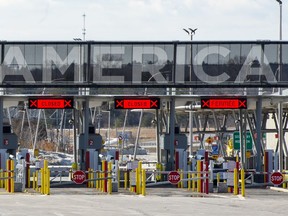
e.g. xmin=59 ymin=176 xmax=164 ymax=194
xmin=201 ymin=97 xmax=247 ymax=109
xmin=29 ymin=98 xmax=73 ymax=109
xmin=114 ymin=98 xmax=160 ymax=109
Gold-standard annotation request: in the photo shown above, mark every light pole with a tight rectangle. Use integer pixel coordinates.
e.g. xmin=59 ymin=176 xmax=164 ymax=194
xmin=183 ymin=27 xmax=197 ymax=156
xmin=276 ymin=0 xmax=283 ymax=171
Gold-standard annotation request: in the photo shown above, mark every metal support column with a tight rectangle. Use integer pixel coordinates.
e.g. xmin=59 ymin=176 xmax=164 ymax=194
xmin=168 ymin=97 xmax=175 ymax=171
xmin=156 ymin=109 xmax=160 ymax=163
xmin=255 ymin=97 xmax=262 ymax=171
xmin=81 ymin=98 xmax=89 ymax=170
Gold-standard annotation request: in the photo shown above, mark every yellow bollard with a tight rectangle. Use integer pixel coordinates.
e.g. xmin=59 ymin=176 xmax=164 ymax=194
xmin=27 ymin=168 xmax=31 ymax=188
xmin=234 ymin=168 xmax=238 ymax=195
xmin=101 ymin=160 xmax=106 ymax=192
xmin=95 ymin=171 xmax=99 ymax=189
xmin=241 ymin=168 xmax=245 ymax=197
xmin=124 ymin=171 xmax=128 ymax=190
xmin=0 ymin=170 xmax=3 ymax=188
xmin=138 ymin=161 xmax=142 ymax=194
xmin=187 ymin=172 xmax=191 ymax=190
xmin=180 ymin=170 xmax=184 ymax=188
xmin=141 ymin=169 xmax=146 ymax=196
xmin=46 ymin=168 xmax=50 ymax=195
xmin=10 ymin=160 xmax=14 ymax=193
xmin=5 ymin=160 xmax=9 ymax=192
xmin=108 ymin=162 xmax=112 ymax=194
xmin=33 ymin=172 xmax=36 ymax=190
xmin=217 ymin=172 xmax=220 ymax=185
xmin=41 ymin=168 xmax=44 ymax=194
xmin=44 ymin=160 xmax=48 ymax=195
xmin=192 ymin=173 xmax=196 ymax=192
xmin=197 ymin=160 xmax=201 ymax=193
xmin=136 ymin=168 xmax=139 ymax=194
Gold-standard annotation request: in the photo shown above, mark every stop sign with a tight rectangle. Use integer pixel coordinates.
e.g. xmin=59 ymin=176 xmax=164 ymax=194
xmin=270 ymin=172 xmax=284 ymax=185
xmin=72 ymin=170 xmax=86 ymax=184
xmin=168 ymin=171 xmax=181 ymax=184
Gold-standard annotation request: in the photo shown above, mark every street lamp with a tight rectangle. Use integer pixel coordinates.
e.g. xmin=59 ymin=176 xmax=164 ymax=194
xmin=183 ymin=27 xmax=197 ymax=156
xmin=275 ymin=0 xmax=283 ymax=171
xmin=183 ymin=28 xmax=198 ymax=41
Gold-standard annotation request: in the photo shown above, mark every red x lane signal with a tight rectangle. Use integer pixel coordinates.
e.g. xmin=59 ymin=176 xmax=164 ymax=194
xmin=114 ymin=98 xmax=160 ymax=109
xmin=29 ymin=98 xmax=74 ymax=109
xmin=201 ymin=97 xmax=247 ymax=109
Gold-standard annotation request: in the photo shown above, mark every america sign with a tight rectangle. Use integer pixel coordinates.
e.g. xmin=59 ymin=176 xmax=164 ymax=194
xmin=0 ymin=41 xmax=285 ymax=88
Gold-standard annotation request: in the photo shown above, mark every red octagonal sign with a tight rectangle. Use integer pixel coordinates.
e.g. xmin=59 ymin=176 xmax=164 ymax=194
xmin=72 ymin=170 xmax=86 ymax=184
xmin=270 ymin=172 xmax=283 ymax=185
xmin=168 ymin=171 xmax=180 ymax=184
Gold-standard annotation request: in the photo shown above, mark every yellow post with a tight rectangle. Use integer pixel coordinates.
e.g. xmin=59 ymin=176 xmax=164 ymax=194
xmin=33 ymin=172 xmax=36 ymax=190
xmin=95 ymin=171 xmax=98 ymax=189
xmin=5 ymin=160 xmax=9 ymax=192
xmin=0 ymin=170 xmax=3 ymax=188
xmin=138 ymin=161 xmax=142 ymax=194
xmin=187 ymin=172 xmax=191 ymax=190
xmin=177 ymin=169 xmax=181 ymax=188
xmin=40 ymin=168 xmax=44 ymax=194
xmin=44 ymin=160 xmax=48 ymax=195
xmin=27 ymin=168 xmax=31 ymax=188
xmin=192 ymin=173 xmax=196 ymax=192
xmin=46 ymin=168 xmax=50 ymax=195
xmin=136 ymin=168 xmax=139 ymax=194
xmin=181 ymin=170 xmax=184 ymax=188
xmin=108 ymin=162 xmax=112 ymax=194
xmin=197 ymin=160 xmax=201 ymax=193
xmin=217 ymin=172 xmax=220 ymax=185
xmin=234 ymin=168 xmax=238 ymax=195
xmin=241 ymin=168 xmax=245 ymax=197
xmin=10 ymin=160 xmax=14 ymax=193
xmin=101 ymin=160 xmax=105 ymax=192
xmin=124 ymin=171 xmax=128 ymax=190
xmin=141 ymin=169 xmax=146 ymax=196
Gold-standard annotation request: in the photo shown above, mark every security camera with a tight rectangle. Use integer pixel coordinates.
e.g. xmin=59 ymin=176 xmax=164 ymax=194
xmin=235 ymin=119 xmax=240 ymax=124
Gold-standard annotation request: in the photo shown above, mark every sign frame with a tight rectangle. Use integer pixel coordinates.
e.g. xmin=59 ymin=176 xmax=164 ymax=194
xmin=201 ymin=97 xmax=247 ymax=109
xmin=28 ymin=98 xmax=74 ymax=109
xmin=114 ymin=97 xmax=160 ymax=109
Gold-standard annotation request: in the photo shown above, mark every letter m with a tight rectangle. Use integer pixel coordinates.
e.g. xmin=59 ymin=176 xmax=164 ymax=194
xmin=43 ymin=46 xmax=83 ymax=83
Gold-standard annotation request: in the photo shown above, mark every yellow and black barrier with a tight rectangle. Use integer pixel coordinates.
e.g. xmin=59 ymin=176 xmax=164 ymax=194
xmin=32 ymin=159 xmax=50 ymax=195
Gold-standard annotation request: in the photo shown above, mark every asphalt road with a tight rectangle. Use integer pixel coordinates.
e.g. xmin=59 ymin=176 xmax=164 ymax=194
xmin=0 ymin=187 xmax=287 ymax=216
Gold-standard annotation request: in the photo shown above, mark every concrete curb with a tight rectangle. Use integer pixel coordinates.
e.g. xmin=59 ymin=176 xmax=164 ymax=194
xmin=269 ymin=186 xmax=288 ymax=193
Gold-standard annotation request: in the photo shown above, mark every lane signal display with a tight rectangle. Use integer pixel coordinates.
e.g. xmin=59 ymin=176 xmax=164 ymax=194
xmin=201 ymin=97 xmax=247 ymax=109
xmin=114 ymin=98 xmax=160 ymax=109
xmin=29 ymin=98 xmax=74 ymax=109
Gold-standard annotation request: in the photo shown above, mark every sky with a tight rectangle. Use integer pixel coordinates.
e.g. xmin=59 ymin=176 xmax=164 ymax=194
xmin=0 ymin=0 xmax=286 ymax=41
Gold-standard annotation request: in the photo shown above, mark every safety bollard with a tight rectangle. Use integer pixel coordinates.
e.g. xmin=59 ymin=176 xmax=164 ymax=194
xmin=197 ymin=160 xmax=201 ymax=193
xmin=10 ymin=160 xmax=14 ymax=193
xmin=241 ymin=168 xmax=245 ymax=197
xmin=41 ymin=168 xmax=44 ymax=194
xmin=187 ymin=172 xmax=191 ymax=190
xmin=33 ymin=172 xmax=36 ymax=190
xmin=217 ymin=172 xmax=220 ymax=185
xmin=233 ymin=168 xmax=238 ymax=195
xmin=141 ymin=169 xmax=146 ymax=196
xmin=177 ymin=169 xmax=181 ymax=188
xmin=192 ymin=173 xmax=196 ymax=192
xmin=180 ymin=170 xmax=184 ymax=188
xmin=44 ymin=160 xmax=49 ymax=195
xmin=137 ymin=161 xmax=142 ymax=194
xmin=108 ymin=162 xmax=112 ymax=194
xmin=95 ymin=171 xmax=99 ymax=189
xmin=0 ymin=170 xmax=3 ymax=188
xmin=124 ymin=171 xmax=128 ymax=190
